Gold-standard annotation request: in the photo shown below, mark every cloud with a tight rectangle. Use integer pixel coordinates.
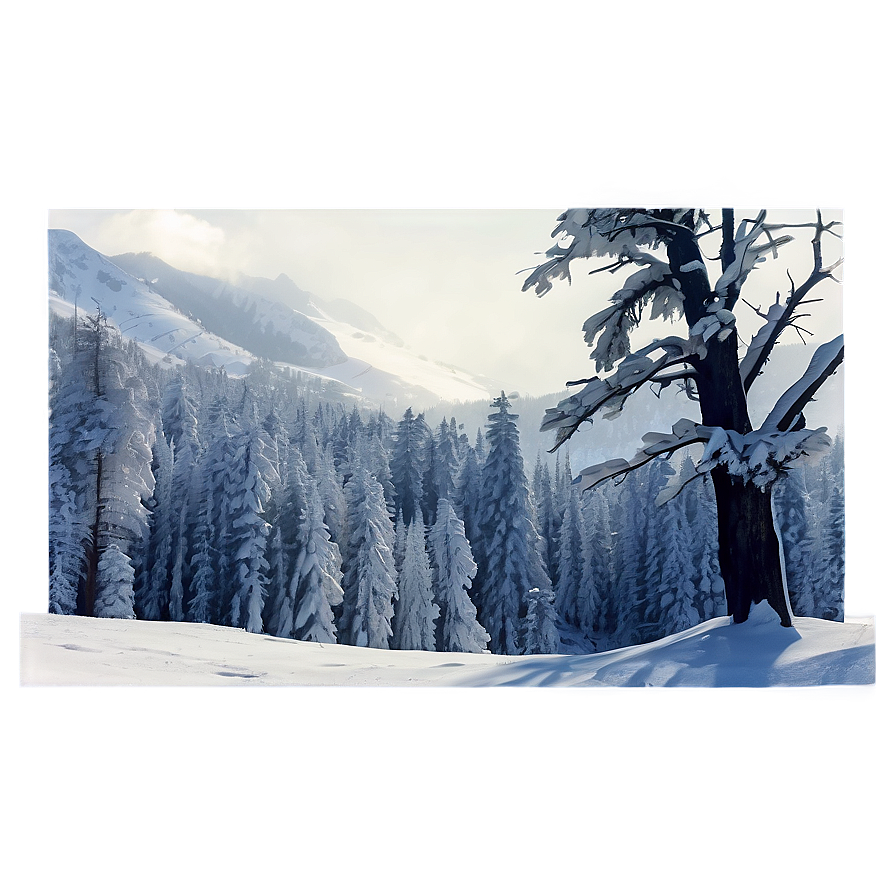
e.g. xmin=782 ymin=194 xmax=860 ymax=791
xmin=92 ymin=209 xmax=243 ymax=276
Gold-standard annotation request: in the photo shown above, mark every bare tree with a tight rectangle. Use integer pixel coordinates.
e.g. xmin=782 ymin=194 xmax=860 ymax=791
xmin=523 ymin=209 xmax=843 ymax=626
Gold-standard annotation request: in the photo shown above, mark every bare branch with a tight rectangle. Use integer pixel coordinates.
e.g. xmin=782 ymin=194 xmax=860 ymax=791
xmin=741 ymin=212 xmax=842 ymax=394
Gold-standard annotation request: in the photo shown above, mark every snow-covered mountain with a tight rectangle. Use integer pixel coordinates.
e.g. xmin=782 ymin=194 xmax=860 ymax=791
xmin=49 ymin=229 xmax=256 ymax=374
xmin=49 ymin=229 xmax=503 ymax=409
xmin=232 ymin=270 xmax=405 ymax=348
xmin=109 ymin=251 xmax=348 ymax=368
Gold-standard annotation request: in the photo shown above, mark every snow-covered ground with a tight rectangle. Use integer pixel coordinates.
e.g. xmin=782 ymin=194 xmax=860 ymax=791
xmin=20 ymin=603 xmax=874 ymax=687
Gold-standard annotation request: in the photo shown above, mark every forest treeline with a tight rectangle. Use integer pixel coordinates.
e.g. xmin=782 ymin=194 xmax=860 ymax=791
xmin=48 ymin=311 xmax=844 ymax=656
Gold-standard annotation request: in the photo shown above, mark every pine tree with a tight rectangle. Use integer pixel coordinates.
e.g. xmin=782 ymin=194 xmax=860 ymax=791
xmin=535 ymin=457 xmax=562 ymax=587
xmin=339 ymin=463 xmax=398 ymax=649
xmin=390 ymin=408 xmax=429 ymax=526
xmin=477 ymin=392 xmax=550 ymax=655
xmin=315 ymin=441 xmax=348 ymax=560
xmin=524 ymin=588 xmax=561 ymax=655
xmin=430 ymin=499 xmax=489 ymax=653
xmin=555 ymin=480 xmax=586 ymax=627
xmin=638 ymin=457 xmax=677 ymax=643
xmin=225 ymin=422 xmax=274 ymax=633
xmin=49 ymin=347 xmax=88 ymax=615
xmin=453 ymin=435 xmax=484 ymax=560
xmin=655 ymin=492 xmax=701 ymax=637
xmin=187 ymin=477 xmax=218 ymax=625
xmin=48 ymin=451 xmax=84 ymax=615
xmin=94 ymin=543 xmax=137 ymax=619
xmin=679 ymin=454 xmax=727 ymax=621
xmin=191 ymin=401 xmax=234 ymax=625
xmin=815 ymin=482 xmax=845 ymax=621
xmin=52 ymin=310 xmax=156 ymax=617
xmin=292 ymin=484 xmax=344 ymax=643
xmin=611 ymin=466 xmax=649 ymax=647
xmin=264 ymin=445 xmax=311 ymax=637
xmin=578 ymin=490 xmax=610 ymax=639
xmin=392 ymin=514 xmax=439 ymax=651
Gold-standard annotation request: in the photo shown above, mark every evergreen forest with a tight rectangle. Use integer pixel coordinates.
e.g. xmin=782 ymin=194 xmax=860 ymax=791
xmin=48 ymin=310 xmax=845 ymax=656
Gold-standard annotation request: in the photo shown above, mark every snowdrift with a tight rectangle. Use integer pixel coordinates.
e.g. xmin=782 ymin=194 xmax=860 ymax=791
xmin=20 ymin=603 xmax=874 ymax=687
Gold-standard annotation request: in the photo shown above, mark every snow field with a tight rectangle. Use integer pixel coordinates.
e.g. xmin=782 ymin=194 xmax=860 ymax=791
xmin=20 ymin=604 xmax=874 ymax=687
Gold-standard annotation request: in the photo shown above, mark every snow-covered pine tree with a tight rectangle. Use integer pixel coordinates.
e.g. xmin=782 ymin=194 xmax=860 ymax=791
xmin=815 ymin=482 xmax=845 ymax=621
xmin=579 ymin=490 xmax=610 ymax=640
xmin=315 ymin=441 xmax=348 ymax=560
xmin=431 ymin=418 xmax=459 ymax=505
xmin=53 ymin=309 xmax=156 ymax=617
xmin=554 ymin=477 xmax=586 ymax=628
xmin=610 ymin=466 xmax=649 ymax=647
xmin=393 ymin=516 xmax=408 ymax=577
xmin=535 ymin=456 xmax=562 ymax=587
xmin=292 ymin=483 xmax=344 ymax=643
xmin=655 ymin=487 xmax=701 ymax=637
xmin=160 ymin=377 xmax=202 ymax=623
xmin=453 ymin=433 xmax=483 ymax=554
xmin=390 ymin=408 xmax=429 ymax=526
xmin=94 ymin=543 xmax=137 ymax=619
xmin=264 ymin=444 xmax=310 ymax=637
xmin=430 ymin=498 xmax=489 ymax=653
xmin=49 ymin=346 xmax=90 ymax=615
xmin=263 ymin=404 xmax=291 ymax=488
xmin=392 ymin=514 xmax=439 ymax=651
xmin=525 ymin=209 xmax=843 ymax=627
xmin=637 ymin=457 xmax=677 ymax=643
xmin=477 ymin=392 xmax=551 ymax=655
xmin=186 ymin=468 xmax=219 ymax=625
xmin=339 ymin=461 xmax=398 ymax=649
xmin=524 ymin=588 xmax=561 ymax=655
xmin=224 ymin=419 xmax=274 ymax=633
xmin=364 ymin=427 xmax=397 ymax=518
xmin=679 ymin=453 xmax=727 ymax=621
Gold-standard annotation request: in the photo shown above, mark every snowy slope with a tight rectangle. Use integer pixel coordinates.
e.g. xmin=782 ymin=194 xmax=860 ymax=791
xmin=49 ymin=230 xmax=256 ymax=375
xmin=110 ymin=252 xmax=348 ymax=368
xmin=227 ymin=268 xmax=504 ymax=408
xmin=20 ymin=604 xmax=874 ymax=687
xmin=234 ymin=270 xmax=405 ymax=347
xmin=50 ymin=229 xmax=503 ymax=406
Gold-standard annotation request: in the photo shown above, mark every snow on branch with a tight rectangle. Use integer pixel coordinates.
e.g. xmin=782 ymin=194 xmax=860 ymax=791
xmin=541 ymin=336 xmax=700 ymax=448
xmin=575 ymin=419 xmax=707 ymax=493
xmin=694 ymin=424 xmax=833 ymax=490
xmin=573 ymin=411 xmax=834 ymax=498
xmin=521 ymin=208 xmax=693 ymax=298
xmin=582 ymin=262 xmax=686 ymax=371
xmin=763 ymin=335 xmax=844 ymax=432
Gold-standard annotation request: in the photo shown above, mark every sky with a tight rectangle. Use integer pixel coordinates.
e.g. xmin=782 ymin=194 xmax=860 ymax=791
xmin=48 ymin=207 xmax=843 ymax=397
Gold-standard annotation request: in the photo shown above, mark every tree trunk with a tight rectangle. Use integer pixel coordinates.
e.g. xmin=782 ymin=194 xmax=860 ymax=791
xmin=667 ymin=214 xmax=793 ymax=627
xmin=711 ymin=470 xmax=791 ymax=625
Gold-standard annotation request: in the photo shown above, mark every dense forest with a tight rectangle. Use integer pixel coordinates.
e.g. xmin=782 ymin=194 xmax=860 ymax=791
xmin=48 ymin=310 xmax=844 ymax=656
